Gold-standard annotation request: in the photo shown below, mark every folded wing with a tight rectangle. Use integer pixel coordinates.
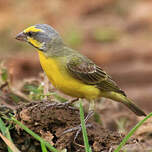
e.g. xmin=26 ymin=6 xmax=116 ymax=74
xmin=67 ymin=55 xmax=126 ymax=96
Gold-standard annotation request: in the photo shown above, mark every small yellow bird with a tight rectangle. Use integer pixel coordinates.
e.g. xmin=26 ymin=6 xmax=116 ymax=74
xmin=16 ymin=24 xmax=146 ymax=117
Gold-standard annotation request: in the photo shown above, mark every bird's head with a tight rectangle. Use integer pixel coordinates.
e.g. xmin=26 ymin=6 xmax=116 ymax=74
xmin=16 ymin=24 xmax=63 ymax=52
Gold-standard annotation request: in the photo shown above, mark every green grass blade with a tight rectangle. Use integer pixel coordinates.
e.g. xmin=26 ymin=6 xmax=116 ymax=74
xmin=6 ymin=127 xmax=14 ymax=152
xmin=0 ymin=132 xmax=21 ymax=152
xmin=0 ymin=117 xmax=7 ymax=135
xmin=79 ymin=100 xmax=92 ymax=152
xmin=8 ymin=117 xmax=59 ymax=152
xmin=0 ymin=117 xmax=13 ymax=152
xmin=41 ymin=142 xmax=48 ymax=152
xmin=114 ymin=112 xmax=152 ymax=152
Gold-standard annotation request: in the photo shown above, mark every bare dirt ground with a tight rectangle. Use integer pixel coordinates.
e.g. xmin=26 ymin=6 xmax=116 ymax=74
xmin=0 ymin=0 xmax=152 ymax=151
xmin=0 ymin=100 xmax=135 ymax=152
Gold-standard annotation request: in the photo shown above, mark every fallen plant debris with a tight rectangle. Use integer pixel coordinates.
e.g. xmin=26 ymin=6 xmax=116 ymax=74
xmin=0 ymin=101 xmax=134 ymax=152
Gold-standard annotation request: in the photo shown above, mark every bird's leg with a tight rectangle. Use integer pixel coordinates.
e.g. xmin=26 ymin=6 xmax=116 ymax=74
xmin=43 ymin=74 xmax=49 ymax=102
xmin=61 ymin=100 xmax=95 ymax=141
xmin=69 ymin=98 xmax=80 ymax=105
xmin=73 ymin=100 xmax=95 ymax=140
xmin=73 ymin=110 xmax=94 ymax=141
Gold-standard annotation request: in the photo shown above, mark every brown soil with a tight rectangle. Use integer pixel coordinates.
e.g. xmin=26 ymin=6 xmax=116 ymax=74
xmin=0 ymin=0 xmax=152 ymax=151
xmin=0 ymin=101 xmax=136 ymax=152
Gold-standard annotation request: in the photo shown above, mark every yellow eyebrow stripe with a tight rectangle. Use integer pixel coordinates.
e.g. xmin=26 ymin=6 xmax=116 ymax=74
xmin=24 ymin=26 xmax=43 ymax=33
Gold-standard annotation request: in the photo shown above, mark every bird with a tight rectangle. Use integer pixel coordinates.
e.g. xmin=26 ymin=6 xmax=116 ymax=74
xmin=15 ymin=24 xmax=146 ymax=118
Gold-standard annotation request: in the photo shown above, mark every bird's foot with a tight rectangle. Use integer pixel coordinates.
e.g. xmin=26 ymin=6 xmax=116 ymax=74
xmin=61 ymin=110 xmax=94 ymax=141
xmin=57 ymin=98 xmax=79 ymax=107
xmin=63 ymin=123 xmax=92 ymax=141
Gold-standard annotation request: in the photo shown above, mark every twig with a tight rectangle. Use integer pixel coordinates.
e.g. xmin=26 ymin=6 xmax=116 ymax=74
xmin=0 ymin=95 xmax=16 ymax=110
xmin=0 ymin=82 xmax=8 ymax=90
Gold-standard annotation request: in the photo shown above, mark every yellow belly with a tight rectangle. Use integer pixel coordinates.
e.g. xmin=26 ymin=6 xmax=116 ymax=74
xmin=38 ymin=51 xmax=101 ymax=100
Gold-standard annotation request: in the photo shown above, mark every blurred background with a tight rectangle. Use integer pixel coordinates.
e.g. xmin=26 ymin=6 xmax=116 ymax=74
xmin=0 ymin=0 xmax=152 ymax=117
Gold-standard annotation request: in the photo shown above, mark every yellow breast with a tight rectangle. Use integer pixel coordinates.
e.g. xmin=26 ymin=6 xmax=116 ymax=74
xmin=38 ymin=51 xmax=101 ymax=100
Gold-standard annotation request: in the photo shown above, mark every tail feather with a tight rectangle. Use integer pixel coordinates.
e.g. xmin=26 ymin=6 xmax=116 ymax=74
xmin=105 ymin=92 xmax=146 ymax=116
xmin=122 ymin=98 xmax=146 ymax=116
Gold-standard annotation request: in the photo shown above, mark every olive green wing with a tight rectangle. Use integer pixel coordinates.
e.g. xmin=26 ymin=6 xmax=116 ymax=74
xmin=67 ymin=55 xmax=126 ymax=96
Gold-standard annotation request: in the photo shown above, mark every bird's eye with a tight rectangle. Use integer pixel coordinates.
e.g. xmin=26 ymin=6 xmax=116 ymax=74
xmin=26 ymin=32 xmax=33 ymax=37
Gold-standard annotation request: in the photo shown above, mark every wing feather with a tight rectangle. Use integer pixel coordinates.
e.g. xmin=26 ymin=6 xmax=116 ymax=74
xmin=67 ymin=55 xmax=126 ymax=96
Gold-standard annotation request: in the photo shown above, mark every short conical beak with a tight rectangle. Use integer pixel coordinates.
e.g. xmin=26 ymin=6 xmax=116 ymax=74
xmin=15 ymin=32 xmax=27 ymax=41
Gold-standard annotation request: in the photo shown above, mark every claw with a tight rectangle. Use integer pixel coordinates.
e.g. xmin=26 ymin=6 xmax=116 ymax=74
xmin=56 ymin=98 xmax=79 ymax=107
xmin=61 ymin=110 xmax=94 ymax=141
xmin=74 ymin=123 xmax=92 ymax=141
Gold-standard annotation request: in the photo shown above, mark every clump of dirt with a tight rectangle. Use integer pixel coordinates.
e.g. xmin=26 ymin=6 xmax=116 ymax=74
xmin=0 ymin=101 xmax=134 ymax=152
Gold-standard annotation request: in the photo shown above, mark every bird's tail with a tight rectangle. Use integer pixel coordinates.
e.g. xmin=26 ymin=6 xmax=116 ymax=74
xmin=104 ymin=92 xmax=146 ymax=116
